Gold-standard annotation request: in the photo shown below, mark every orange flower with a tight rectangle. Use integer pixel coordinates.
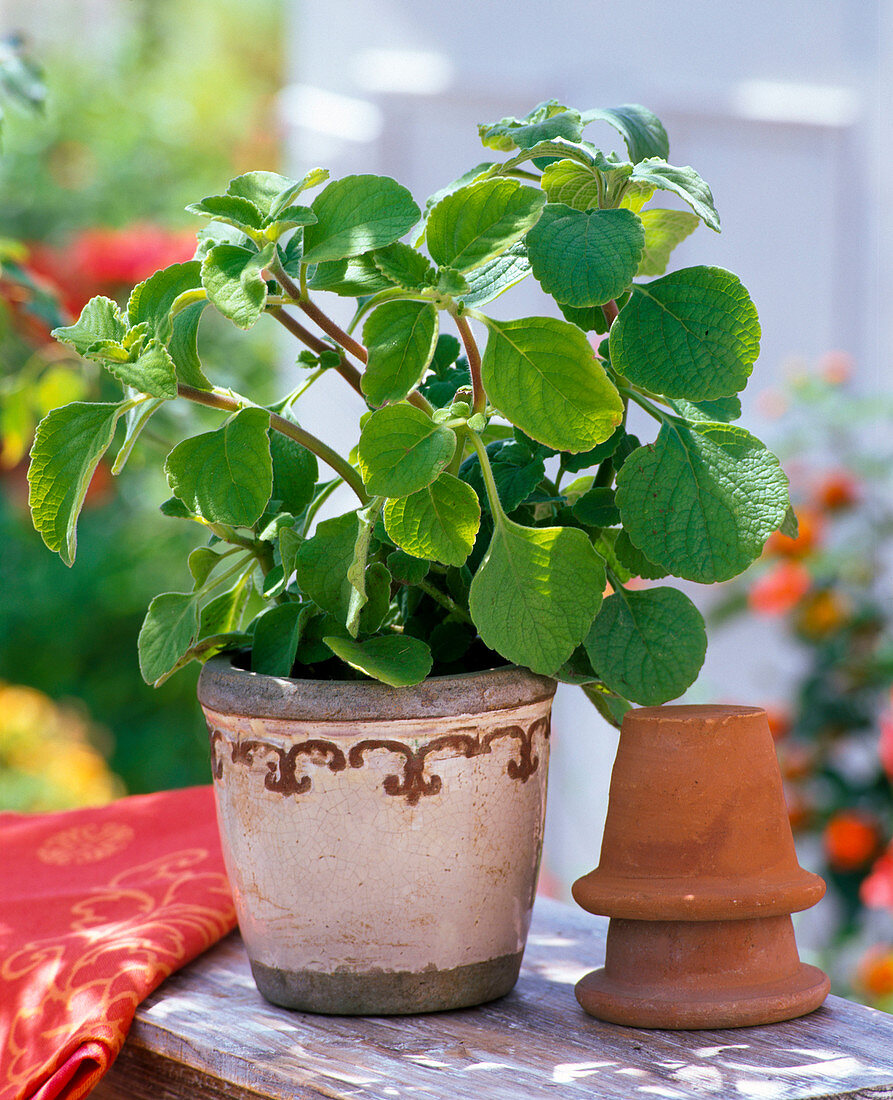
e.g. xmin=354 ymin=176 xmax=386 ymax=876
xmin=814 ymin=470 xmax=859 ymax=511
xmin=765 ymin=706 xmax=791 ymax=741
xmin=794 ymin=589 xmax=850 ymax=639
xmin=823 ymin=812 xmax=882 ymax=872
xmin=748 ymin=561 xmax=811 ymax=615
xmin=819 ymin=350 xmax=854 ymax=385
xmin=857 ymin=947 xmax=893 ymax=997
xmin=764 ymin=507 xmax=824 ymax=558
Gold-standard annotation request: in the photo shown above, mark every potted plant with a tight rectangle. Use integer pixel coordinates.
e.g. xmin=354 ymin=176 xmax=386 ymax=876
xmin=26 ymin=100 xmax=793 ymax=1014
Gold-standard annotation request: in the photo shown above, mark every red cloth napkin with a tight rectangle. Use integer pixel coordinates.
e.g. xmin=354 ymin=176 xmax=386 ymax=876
xmin=0 ymin=786 xmax=236 ymax=1100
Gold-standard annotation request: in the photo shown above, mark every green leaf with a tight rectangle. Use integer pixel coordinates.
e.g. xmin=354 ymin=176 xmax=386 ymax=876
xmin=582 ymin=104 xmax=669 ymax=163
xmin=138 ymin=592 xmax=200 ymax=687
xmin=384 ymin=473 xmax=481 ymax=567
xmin=306 ymin=253 xmax=397 ymax=297
xmin=201 ymin=580 xmax=251 ymax=636
xmin=112 ymin=396 xmax=165 ymax=474
xmin=186 ymin=194 xmax=265 ymax=232
xmin=251 ymin=603 xmax=309 ymax=676
xmin=613 ymin=530 xmax=668 ymax=580
xmin=201 ymin=243 xmax=275 ymax=329
xmin=481 ymin=316 xmax=623 ymax=452
xmin=426 ymin=178 xmax=545 ymax=273
xmin=270 ymin=424 xmax=318 ymax=516
xmin=127 ymin=261 xmax=203 ymax=343
xmin=560 ymin=425 xmax=626 ymax=472
xmin=52 ymin=297 xmax=125 ymax=356
xmin=387 ymin=548 xmax=429 ymax=584
xmin=165 ymin=406 xmax=273 ymax=527
xmin=526 ymin=205 xmax=644 ymax=307
xmin=611 ymin=267 xmax=760 ymax=401
xmin=585 ymin=586 xmax=706 ymax=705
xmin=478 ymin=100 xmax=585 ymax=152
xmin=637 ymin=209 xmax=699 ymax=276
xmin=372 ymin=241 xmax=434 ymax=289
xmin=323 ymin=634 xmax=433 ymax=687
xmin=107 ymin=339 xmax=178 ymax=399
xmin=28 ymin=401 xmax=124 ymax=565
xmin=458 ymin=242 xmax=531 ymax=308
xmin=539 ymin=159 xmax=602 ymax=211
xmin=615 ymin=419 xmax=790 ymax=583
xmin=469 ymin=519 xmax=606 ymax=675
xmin=302 ymin=175 xmax=420 ymax=264
xmin=358 ymin=562 xmax=392 ymax=635
xmin=228 ymin=169 xmax=327 ymax=217
xmin=345 ymin=498 xmax=383 ymax=637
xmin=262 ymin=205 xmax=318 ymax=238
xmin=628 ymin=159 xmax=720 ymax=231
xmin=168 ymin=301 xmax=212 ymax=390
xmin=188 ymin=546 xmax=225 ymax=589
xmin=293 ymin=512 xmax=359 ymax=623
xmin=358 ymin=404 xmax=456 ymax=497
xmin=779 ymin=504 xmax=799 ymax=540
xmin=572 ymin=486 xmax=621 ymax=527
xmin=278 ymin=525 xmax=303 ymax=580
xmin=590 ymin=528 xmax=632 ymax=583
xmin=581 ymin=682 xmax=632 ymax=728
xmin=361 ymin=301 xmax=439 ymax=405
xmin=459 ymin=440 xmax=545 ymax=514
xmin=670 ymin=396 xmax=742 ymax=423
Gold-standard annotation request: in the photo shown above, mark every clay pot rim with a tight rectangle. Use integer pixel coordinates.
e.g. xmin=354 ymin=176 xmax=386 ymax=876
xmin=626 ymin=703 xmax=765 ymax=723
xmin=572 ymin=868 xmax=826 ymax=920
xmin=197 ymin=653 xmax=556 ymax=721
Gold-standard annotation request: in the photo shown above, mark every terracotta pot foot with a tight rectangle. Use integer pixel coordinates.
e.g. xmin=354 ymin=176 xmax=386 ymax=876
xmin=575 ymin=915 xmax=830 ymax=1029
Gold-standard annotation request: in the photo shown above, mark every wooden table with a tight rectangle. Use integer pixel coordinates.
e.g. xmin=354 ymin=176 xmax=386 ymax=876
xmin=93 ymin=897 xmax=893 ymax=1100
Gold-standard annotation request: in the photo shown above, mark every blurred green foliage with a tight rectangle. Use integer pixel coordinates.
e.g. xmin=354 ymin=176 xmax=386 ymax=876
xmin=0 ymin=0 xmax=285 ymax=798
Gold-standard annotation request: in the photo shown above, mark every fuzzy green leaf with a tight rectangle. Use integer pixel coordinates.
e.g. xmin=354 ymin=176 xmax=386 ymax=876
xmin=201 ymin=243 xmax=275 ymax=329
xmin=270 ymin=425 xmax=318 ymax=516
xmin=302 ymin=174 xmax=420 ymax=264
xmin=613 ymin=530 xmax=668 ymax=580
xmin=165 ymin=406 xmax=272 ymax=527
xmin=615 ymin=419 xmax=790 ymax=583
xmin=585 ymin=586 xmax=706 ymax=705
xmin=127 ymin=261 xmax=204 ymax=343
xmin=104 ymin=340 xmax=178 ymax=399
xmin=582 ymin=104 xmax=669 ymax=163
xmin=251 ymin=603 xmax=309 ymax=676
xmin=458 ymin=242 xmax=531 ymax=308
xmin=526 ymin=205 xmax=644 ymax=307
xmin=384 ymin=473 xmax=481 ymax=567
xmin=168 ymin=301 xmax=212 ymax=389
xmin=228 ymin=168 xmax=328 ymax=217
xmin=372 ymin=241 xmax=434 ymax=289
xmin=323 ymin=634 xmax=433 ymax=687
xmin=628 ymin=159 xmax=720 ymax=231
xmin=479 ymin=101 xmax=585 ymax=152
xmin=539 ymin=159 xmax=602 ymax=211
xmin=27 ymin=401 xmax=124 ymax=565
xmin=637 ymin=209 xmax=699 ymax=276
xmin=459 ymin=440 xmax=545 ymax=514
xmin=670 ymin=396 xmax=742 ymax=423
xmin=293 ymin=512 xmax=359 ymax=623
xmin=138 ymin=592 xmax=201 ymax=686
xmin=361 ymin=301 xmax=439 ymax=405
xmin=307 ymin=253 xmax=396 ymax=296
xmin=52 ymin=297 xmax=125 ymax=356
xmin=610 ymin=267 xmax=760 ymax=400
xmin=358 ymin=405 xmax=456 ymax=497
xmin=426 ymin=178 xmax=545 ymax=273
xmin=481 ymin=316 xmax=623 ymax=452
xmin=469 ymin=519 xmax=605 ymax=674
xmin=186 ymin=194 xmax=265 ymax=232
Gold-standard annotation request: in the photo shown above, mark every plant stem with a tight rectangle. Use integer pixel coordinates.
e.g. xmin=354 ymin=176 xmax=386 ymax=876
xmin=267 ymin=306 xmax=365 ymax=397
xmin=176 ymin=383 xmax=369 ymax=504
xmin=468 ymin=431 xmax=505 ymax=528
xmin=621 ymin=387 xmax=669 ymax=425
xmin=270 ymin=256 xmax=369 ymax=364
xmin=602 ymin=299 xmax=619 ymax=327
xmin=417 ymin=579 xmax=474 ymax=625
xmin=453 ymin=312 xmax=486 ymax=415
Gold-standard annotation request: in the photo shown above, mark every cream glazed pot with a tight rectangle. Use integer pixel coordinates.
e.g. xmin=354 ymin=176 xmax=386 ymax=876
xmin=197 ymin=656 xmax=556 ymax=1014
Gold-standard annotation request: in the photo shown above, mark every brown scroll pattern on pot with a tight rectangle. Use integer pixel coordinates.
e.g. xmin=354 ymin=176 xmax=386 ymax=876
xmin=208 ymin=717 xmax=550 ymax=805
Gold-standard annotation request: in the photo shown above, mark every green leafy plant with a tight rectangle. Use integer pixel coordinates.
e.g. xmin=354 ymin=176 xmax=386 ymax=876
xmin=26 ymin=100 xmax=791 ymax=722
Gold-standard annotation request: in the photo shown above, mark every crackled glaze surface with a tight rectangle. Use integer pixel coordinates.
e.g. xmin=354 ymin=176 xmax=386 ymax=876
xmin=199 ymin=665 xmax=554 ymax=1010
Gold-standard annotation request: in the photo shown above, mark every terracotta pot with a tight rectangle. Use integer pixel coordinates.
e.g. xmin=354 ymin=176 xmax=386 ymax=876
xmin=198 ymin=656 xmax=555 ymax=1015
xmin=573 ymin=704 xmax=829 ymax=1029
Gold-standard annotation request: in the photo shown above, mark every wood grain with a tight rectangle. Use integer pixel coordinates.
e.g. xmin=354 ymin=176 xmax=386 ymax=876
xmin=93 ymin=898 xmax=893 ymax=1100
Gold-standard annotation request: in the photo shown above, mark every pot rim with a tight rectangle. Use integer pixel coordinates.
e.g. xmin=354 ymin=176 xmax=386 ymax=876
xmin=197 ymin=652 xmax=556 ymax=721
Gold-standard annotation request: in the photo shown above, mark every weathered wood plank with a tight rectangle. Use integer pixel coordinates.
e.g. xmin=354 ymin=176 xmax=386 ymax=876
xmin=95 ymin=898 xmax=893 ymax=1100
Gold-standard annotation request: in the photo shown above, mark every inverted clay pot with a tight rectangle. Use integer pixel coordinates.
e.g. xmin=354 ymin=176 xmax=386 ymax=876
xmin=573 ymin=704 xmax=829 ymax=1029
xmin=198 ymin=656 xmax=555 ymax=1015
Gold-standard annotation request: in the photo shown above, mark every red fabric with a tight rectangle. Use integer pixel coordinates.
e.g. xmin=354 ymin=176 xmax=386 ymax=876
xmin=0 ymin=786 xmax=236 ymax=1100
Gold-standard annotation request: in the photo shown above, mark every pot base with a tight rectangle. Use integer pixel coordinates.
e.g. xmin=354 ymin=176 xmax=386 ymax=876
xmin=250 ymin=951 xmax=523 ymax=1015
xmin=575 ymin=961 xmax=830 ymax=1029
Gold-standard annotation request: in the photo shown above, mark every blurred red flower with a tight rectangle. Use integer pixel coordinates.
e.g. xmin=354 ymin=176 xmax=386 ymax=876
xmin=748 ymin=561 xmax=811 ymax=615
xmin=862 ymin=846 xmax=893 ymax=909
xmin=857 ymin=947 xmax=893 ymax=997
xmin=824 ymin=811 xmax=883 ymax=873
xmin=764 ymin=507 xmax=824 ymax=558
xmin=814 ymin=470 xmax=859 ymax=512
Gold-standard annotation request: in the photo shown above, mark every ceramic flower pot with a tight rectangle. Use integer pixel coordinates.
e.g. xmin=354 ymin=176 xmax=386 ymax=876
xmin=573 ymin=704 xmax=830 ymax=1029
xmin=197 ymin=656 xmax=555 ymax=1015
